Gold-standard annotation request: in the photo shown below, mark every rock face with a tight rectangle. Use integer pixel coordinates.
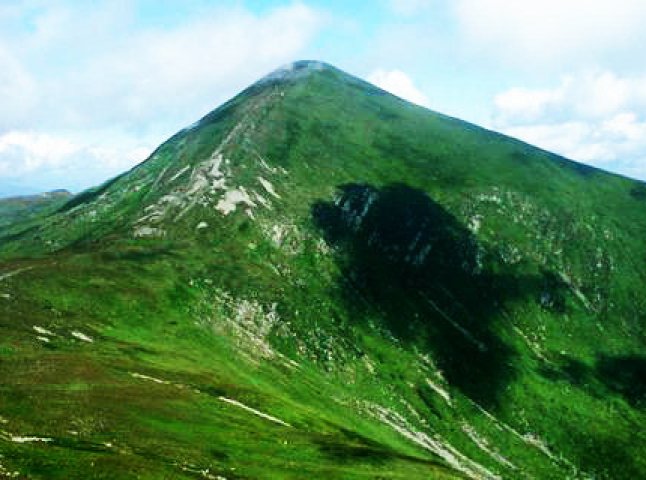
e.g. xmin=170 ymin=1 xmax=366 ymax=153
xmin=0 ymin=61 xmax=645 ymax=479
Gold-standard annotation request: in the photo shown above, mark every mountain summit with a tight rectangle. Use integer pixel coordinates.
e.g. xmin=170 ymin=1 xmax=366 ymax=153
xmin=1 ymin=61 xmax=645 ymax=479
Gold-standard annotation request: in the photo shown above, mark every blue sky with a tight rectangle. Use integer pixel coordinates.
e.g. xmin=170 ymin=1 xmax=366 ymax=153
xmin=1 ymin=0 xmax=646 ymax=195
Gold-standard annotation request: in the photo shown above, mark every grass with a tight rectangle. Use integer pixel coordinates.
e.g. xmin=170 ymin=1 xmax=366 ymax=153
xmin=0 ymin=61 xmax=644 ymax=479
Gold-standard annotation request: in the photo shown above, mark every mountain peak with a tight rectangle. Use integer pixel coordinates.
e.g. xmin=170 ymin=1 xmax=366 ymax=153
xmin=259 ymin=59 xmax=332 ymax=84
xmin=1 ymin=56 xmax=646 ymax=480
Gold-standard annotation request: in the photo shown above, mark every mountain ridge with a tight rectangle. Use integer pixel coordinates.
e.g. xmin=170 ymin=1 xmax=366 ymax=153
xmin=0 ymin=61 xmax=645 ymax=479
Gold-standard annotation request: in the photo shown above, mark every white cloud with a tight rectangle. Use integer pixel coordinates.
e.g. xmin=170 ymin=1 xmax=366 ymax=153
xmin=0 ymin=131 xmax=77 ymax=173
xmin=454 ymin=0 xmax=646 ymax=69
xmin=503 ymin=119 xmax=646 ymax=179
xmin=0 ymin=45 xmax=39 ymax=130
xmin=0 ymin=1 xmax=324 ymax=192
xmin=0 ymin=2 xmax=323 ymax=131
xmin=494 ymin=86 xmax=565 ymax=124
xmin=368 ymin=69 xmax=430 ymax=107
xmin=495 ymin=72 xmax=646 ymax=124
xmin=493 ymin=71 xmax=646 ymax=180
xmin=0 ymin=130 xmax=152 ymax=192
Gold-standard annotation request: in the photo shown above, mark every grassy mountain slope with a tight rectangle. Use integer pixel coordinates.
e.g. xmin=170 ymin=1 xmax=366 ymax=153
xmin=1 ymin=61 xmax=645 ymax=479
xmin=0 ymin=190 xmax=72 ymax=231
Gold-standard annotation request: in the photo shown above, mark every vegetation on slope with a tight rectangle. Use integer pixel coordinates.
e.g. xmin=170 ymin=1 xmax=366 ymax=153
xmin=1 ymin=61 xmax=645 ymax=479
xmin=0 ymin=191 xmax=71 ymax=231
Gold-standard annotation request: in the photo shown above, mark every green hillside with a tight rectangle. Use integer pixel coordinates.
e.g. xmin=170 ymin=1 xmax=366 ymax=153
xmin=0 ymin=190 xmax=72 ymax=231
xmin=1 ymin=61 xmax=644 ymax=479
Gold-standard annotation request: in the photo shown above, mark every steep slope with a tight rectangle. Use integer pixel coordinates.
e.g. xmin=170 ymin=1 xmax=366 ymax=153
xmin=1 ymin=61 xmax=645 ymax=479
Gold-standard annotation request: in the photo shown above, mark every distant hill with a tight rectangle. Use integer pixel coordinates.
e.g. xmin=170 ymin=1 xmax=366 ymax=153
xmin=0 ymin=189 xmax=72 ymax=230
xmin=0 ymin=61 xmax=644 ymax=479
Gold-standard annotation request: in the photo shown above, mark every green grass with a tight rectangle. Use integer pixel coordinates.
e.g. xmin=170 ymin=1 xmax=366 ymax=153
xmin=0 ymin=61 xmax=644 ymax=479
xmin=0 ymin=191 xmax=71 ymax=231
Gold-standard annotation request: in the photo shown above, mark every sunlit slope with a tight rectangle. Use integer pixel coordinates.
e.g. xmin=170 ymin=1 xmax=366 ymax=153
xmin=0 ymin=190 xmax=71 ymax=231
xmin=1 ymin=61 xmax=644 ymax=479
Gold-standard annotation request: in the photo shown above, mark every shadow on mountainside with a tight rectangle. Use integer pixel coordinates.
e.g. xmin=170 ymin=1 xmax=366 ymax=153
xmin=542 ymin=353 xmax=646 ymax=409
xmin=596 ymin=355 xmax=646 ymax=408
xmin=312 ymin=183 xmax=562 ymax=409
xmin=537 ymin=353 xmax=646 ymax=478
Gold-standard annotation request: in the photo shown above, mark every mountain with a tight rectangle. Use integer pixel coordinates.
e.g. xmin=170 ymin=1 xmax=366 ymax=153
xmin=0 ymin=190 xmax=72 ymax=231
xmin=1 ymin=60 xmax=645 ymax=479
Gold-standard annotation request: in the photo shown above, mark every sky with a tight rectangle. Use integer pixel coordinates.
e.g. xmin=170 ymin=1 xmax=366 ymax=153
xmin=1 ymin=0 xmax=646 ymax=196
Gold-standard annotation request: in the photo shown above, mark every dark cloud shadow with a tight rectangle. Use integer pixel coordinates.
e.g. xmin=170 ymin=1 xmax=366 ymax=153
xmin=540 ymin=353 xmax=646 ymax=409
xmin=595 ymin=355 xmax=646 ymax=408
xmin=312 ymin=183 xmax=558 ymax=408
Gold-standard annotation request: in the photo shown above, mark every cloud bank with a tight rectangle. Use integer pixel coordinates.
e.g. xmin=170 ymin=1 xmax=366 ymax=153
xmin=454 ymin=0 xmax=646 ymax=69
xmin=368 ymin=69 xmax=431 ymax=107
xmin=493 ymin=71 xmax=646 ymax=179
xmin=0 ymin=1 xmax=323 ymax=193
